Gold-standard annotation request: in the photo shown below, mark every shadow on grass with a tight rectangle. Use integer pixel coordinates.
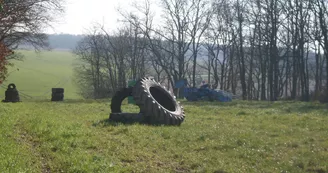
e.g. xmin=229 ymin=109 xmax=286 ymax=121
xmin=180 ymin=99 xmax=328 ymax=114
xmin=92 ymin=119 xmax=143 ymax=127
xmin=281 ymin=103 xmax=328 ymax=114
xmin=21 ymin=98 xmax=111 ymax=104
xmin=92 ymin=117 xmax=181 ymax=127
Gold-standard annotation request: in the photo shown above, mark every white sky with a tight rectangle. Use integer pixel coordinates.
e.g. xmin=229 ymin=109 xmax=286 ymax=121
xmin=45 ymin=0 xmax=162 ymax=35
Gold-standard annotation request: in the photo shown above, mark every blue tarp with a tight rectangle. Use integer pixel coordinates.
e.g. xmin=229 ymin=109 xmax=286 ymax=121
xmin=183 ymin=87 xmax=232 ymax=102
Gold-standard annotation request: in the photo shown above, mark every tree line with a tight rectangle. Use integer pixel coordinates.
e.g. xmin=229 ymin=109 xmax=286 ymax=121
xmin=73 ymin=0 xmax=328 ymax=101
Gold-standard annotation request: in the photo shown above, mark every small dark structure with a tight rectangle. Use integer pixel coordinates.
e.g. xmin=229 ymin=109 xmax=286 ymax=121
xmin=2 ymin=83 xmax=20 ymax=103
xmin=51 ymin=88 xmax=64 ymax=101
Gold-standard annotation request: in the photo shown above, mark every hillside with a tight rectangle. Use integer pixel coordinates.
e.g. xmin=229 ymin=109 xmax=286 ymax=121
xmin=0 ymin=50 xmax=81 ymax=100
xmin=17 ymin=34 xmax=84 ymax=51
xmin=48 ymin=34 xmax=84 ymax=51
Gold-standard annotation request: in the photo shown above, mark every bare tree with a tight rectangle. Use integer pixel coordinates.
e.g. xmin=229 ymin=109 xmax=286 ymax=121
xmin=73 ymin=21 xmax=151 ymax=99
xmin=0 ymin=0 xmax=64 ymax=50
xmin=73 ymin=29 xmax=107 ymax=99
xmin=187 ymin=0 xmax=212 ymax=87
xmin=314 ymin=0 xmax=328 ymax=92
xmin=235 ymin=0 xmax=248 ymax=100
xmin=0 ymin=42 xmax=14 ymax=84
xmin=78 ymin=0 xmax=328 ymax=101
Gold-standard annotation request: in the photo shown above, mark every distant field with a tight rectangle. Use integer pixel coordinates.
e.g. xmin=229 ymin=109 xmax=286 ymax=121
xmin=0 ymin=50 xmax=81 ymax=100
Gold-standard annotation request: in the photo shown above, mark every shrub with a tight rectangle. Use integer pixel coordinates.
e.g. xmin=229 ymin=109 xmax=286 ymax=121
xmin=318 ymin=88 xmax=328 ymax=103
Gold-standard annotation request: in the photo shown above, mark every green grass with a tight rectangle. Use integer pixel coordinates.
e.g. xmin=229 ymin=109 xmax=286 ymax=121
xmin=0 ymin=50 xmax=80 ymax=100
xmin=0 ymin=50 xmax=328 ymax=172
xmin=0 ymin=100 xmax=327 ymax=172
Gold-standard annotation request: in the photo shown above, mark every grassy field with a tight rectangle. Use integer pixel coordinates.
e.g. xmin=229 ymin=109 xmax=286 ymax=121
xmin=0 ymin=50 xmax=80 ymax=100
xmin=0 ymin=50 xmax=328 ymax=172
xmin=0 ymin=100 xmax=328 ymax=172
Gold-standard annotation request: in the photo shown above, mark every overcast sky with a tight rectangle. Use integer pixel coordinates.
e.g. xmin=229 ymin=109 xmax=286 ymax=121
xmin=45 ymin=0 xmax=161 ymax=35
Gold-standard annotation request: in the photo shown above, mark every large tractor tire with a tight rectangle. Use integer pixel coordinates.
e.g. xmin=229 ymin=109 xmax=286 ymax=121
xmin=110 ymin=87 xmax=134 ymax=113
xmin=132 ymin=77 xmax=185 ymax=126
xmin=109 ymin=87 xmax=145 ymax=123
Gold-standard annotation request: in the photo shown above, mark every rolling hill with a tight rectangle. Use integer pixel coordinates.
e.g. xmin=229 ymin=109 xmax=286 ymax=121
xmin=0 ymin=50 xmax=81 ymax=100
